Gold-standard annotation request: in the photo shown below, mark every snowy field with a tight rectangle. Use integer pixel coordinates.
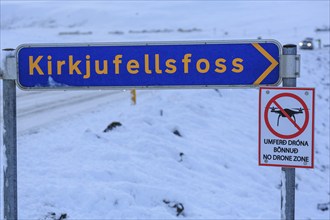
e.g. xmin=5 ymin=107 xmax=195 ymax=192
xmin=1 ymin=0 xmax=330 ymax=219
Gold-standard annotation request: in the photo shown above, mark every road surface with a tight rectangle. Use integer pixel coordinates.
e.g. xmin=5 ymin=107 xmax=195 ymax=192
xmin=1 ymin=86 xmax=131 ymax=135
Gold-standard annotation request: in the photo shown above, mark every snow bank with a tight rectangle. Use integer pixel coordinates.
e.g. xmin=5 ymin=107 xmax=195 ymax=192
xmin=1 ymin=1 xmax=329 ymax=219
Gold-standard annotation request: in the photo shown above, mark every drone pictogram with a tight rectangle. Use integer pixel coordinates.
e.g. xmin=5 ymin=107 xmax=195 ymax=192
xmin=270 ymin=106 xmax=306 ymax=126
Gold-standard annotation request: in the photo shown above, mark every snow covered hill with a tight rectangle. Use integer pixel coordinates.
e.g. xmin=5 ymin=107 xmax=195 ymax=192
xmin=1 ymin=1 xmax=329 ymax=219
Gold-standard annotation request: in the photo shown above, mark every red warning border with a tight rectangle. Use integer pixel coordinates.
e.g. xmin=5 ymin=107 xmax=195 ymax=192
xmin=264 ymin=93 xmax=309 ymax=139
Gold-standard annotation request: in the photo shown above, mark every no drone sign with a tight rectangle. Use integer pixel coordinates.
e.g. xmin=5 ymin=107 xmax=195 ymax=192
xmin=259 ymin=87 xmax=315 ymax=168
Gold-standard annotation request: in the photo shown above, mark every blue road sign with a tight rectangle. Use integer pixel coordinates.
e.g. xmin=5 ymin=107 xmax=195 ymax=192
xmin=16 ymin=41 xmax=281 ymax=89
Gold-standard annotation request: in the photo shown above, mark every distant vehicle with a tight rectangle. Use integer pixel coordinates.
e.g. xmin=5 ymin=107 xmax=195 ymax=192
xmin=299 ymin=38 xmax=314 ymax=50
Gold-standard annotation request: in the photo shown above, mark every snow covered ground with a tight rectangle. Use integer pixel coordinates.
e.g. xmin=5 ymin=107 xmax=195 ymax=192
xmin=1 ymin=1 xmax=329 ymax=219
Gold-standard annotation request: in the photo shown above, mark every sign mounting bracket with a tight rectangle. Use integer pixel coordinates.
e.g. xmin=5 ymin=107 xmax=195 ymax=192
xmin=280 ymin=54 xmax=300 ymax=78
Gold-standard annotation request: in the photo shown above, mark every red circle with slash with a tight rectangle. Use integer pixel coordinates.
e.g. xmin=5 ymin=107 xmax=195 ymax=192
xmin=264 ymin=93 xmax=309 ymax=139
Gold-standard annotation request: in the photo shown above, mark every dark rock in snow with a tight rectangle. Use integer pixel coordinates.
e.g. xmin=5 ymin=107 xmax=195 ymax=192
xmin=173 ymin=203 xmax=184 ymax=216
xmin=163 ymin=199 xmax=170 ymax=204
xmin=103 ymin=122 xmax=122 ymax=132
xmin=163 ymin=199 xmax=185 ymax=216
xmin=58 ymin=213 xmax=67 ymax=220
xmin=179 ymin=152 xmax=184 ymax=162
xmin=317 ymin=202 xmax=330 ymax=211
xmin=43 ymin=212 xmax=68 ymax=220
xmin=173 ymin=129 xmax=182 ymax=137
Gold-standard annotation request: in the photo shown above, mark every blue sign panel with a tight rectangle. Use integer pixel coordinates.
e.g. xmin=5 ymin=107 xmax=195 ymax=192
xmin=16 ymin=41 xmax=281 ymax=89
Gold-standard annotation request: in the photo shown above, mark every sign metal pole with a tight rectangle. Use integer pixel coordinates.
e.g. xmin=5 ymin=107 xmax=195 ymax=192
xmin=281 ymin=44 xmax=299 ymax=220
xmin=1 ymin=53 xmax=18 ymax=220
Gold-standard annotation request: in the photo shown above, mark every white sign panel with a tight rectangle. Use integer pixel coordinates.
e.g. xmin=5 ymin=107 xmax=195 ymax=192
xmin=259 ymin=87 xmax=315 ymax=168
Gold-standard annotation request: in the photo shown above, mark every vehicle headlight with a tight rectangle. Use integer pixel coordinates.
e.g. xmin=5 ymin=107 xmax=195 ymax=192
xmin=307 ymin=43 xmax=312 ymax=47
xmin=299 ymin=42 xmax=303 ymax=46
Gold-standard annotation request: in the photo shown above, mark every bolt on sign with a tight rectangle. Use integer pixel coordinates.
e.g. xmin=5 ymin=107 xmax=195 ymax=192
xmin=259 ymin=87 xmax=315 ymax=168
